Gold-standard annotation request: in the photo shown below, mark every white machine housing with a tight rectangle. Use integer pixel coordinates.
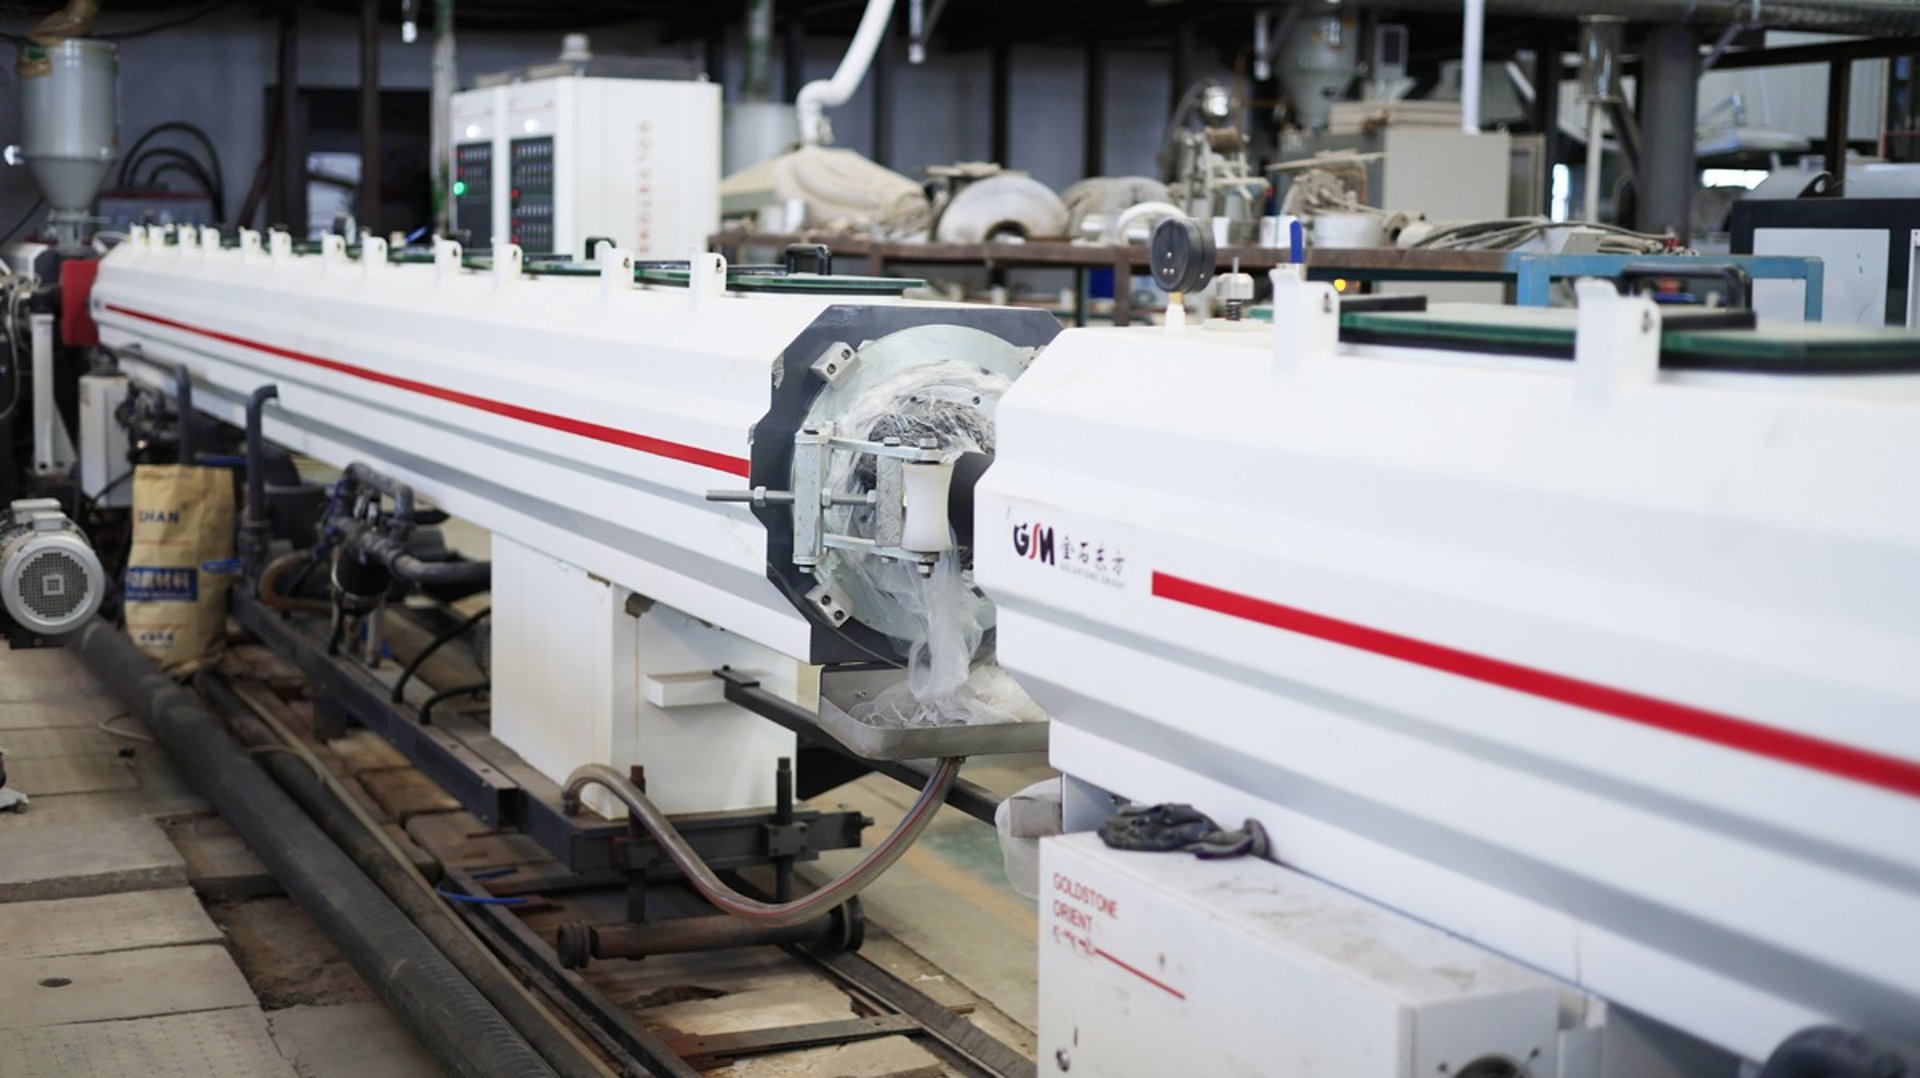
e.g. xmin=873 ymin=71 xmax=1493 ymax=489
xmin=978 ymin=276 xmax=1920 ymax=1071
xmin=1042 ymin=833 xmax=1585 ymax=1077
xmin=87 ymin=224 xmax=1920 ymax=1072
xmin=89 ymin=226 xmax=1050 ymax=817
xmin=450 ymin=75 xmax=720 ymax=259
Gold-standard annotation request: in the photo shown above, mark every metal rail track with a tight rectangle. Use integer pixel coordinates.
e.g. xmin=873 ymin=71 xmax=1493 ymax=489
xmin=222 ymin=612 xmax=1037 ymax=1078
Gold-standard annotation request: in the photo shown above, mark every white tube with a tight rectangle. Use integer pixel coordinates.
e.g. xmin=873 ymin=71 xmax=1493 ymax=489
xmin=1462 ymin=0 xmax=1485 ymax=133
xmin=796 ymin=0 xmax=897 ymax=146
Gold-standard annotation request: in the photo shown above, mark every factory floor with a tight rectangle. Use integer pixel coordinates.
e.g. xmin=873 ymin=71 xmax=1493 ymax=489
xmin=0 ymin=640 xmax=1050 ymax=1076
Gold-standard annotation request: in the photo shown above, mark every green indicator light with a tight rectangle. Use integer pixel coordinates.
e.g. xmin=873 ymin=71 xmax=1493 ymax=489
xmin=452 ymin=180 xmax=468 ymax=196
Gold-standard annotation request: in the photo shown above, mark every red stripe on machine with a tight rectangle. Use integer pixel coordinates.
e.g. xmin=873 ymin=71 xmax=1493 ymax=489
xmin=101 ymin=303 xmax=753 ymax=477
xmin=1151 ymin=571 xmax=1920 ymax=800
xmin=1094 ymin=947 xmax=1187 ymax=1001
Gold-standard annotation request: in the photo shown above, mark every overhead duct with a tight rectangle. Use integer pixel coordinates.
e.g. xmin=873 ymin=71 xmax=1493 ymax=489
xmin=1321 ymin=0 xmax=1920 ymax=36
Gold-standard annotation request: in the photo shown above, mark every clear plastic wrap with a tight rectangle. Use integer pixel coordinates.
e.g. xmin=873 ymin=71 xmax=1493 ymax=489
xmin=822 ymin=360 xmax=1044 ymax=728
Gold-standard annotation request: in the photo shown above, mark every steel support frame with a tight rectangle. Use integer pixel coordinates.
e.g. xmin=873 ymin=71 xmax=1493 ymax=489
xmin=231 ymin=592 xmax=868 ymax=882
xmin=715 ymin=668 xmax=1005 ymax=825
xmin=1504 ymin=251 xmax=1823 ymax=320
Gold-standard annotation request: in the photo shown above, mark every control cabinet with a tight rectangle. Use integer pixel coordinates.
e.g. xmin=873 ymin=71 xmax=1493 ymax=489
xmin=449 ymin=74 xmax=719 ymax=260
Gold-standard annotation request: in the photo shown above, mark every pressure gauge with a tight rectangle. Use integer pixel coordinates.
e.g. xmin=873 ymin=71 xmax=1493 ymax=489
xmin=1151 ymin=217 xmax=1216 ymax=294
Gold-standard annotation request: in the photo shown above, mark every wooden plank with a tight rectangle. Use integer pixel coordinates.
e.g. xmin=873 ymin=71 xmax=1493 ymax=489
xmin=0 ymin=944 xmax=257 ymax=1029
xmin=325 ymin=728 xmax=410 ymax=775
xmin=0 ymin=1007 xmax=293 ymax=1077
xmin=0 ymin=816 xmax=187 ymax=901
xmin=357 ymin=767 xmax=462 ymax=822
xmin=0 ymin=888 xmax=222 ymax=960
xmin=663 ymin=1014 xmax=921 ymax=1066
xmin=404 ymin=809 xmax=554 ymax=873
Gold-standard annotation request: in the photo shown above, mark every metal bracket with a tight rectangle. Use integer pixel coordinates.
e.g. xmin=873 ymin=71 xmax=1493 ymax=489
xmin=791 ymin=425 xmax=832 ymax=569
xmin=810 ymin=342 xmax=856 ymax=385
xmin=804 ymin=582 xmax=852 ymax=627
xmin=763 ymin=819 xmax=812 ymax=858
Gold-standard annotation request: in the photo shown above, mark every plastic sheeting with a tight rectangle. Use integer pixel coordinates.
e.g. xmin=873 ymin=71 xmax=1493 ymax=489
xmin=824 ymin=360 xmax=1043 ymax=728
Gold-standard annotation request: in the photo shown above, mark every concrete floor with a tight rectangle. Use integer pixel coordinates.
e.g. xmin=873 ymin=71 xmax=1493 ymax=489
xmin=0 ymin=644 xmax=435 ymax=1077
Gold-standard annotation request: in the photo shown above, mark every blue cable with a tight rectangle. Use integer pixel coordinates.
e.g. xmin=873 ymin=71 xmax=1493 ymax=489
xmin=435 ymin=882 xmax=527 ymax=906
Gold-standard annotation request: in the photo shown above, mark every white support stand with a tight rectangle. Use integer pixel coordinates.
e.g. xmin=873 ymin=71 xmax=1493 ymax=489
xmin=488 ymin=535 xmax=799 ymax=820
xmin=1572 ymin=277 xmax=1661 ymax=407
xmin=1268 ymin=264 xmax=1341 ymax=378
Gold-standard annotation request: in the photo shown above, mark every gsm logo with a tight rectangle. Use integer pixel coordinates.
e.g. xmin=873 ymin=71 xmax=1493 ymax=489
xmin=1012 ymin=522 xmax=1055 ymax=565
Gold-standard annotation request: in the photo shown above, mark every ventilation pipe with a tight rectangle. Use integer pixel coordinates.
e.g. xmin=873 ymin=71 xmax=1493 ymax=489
xmin=796 ymin=0 xmax=897 ymax=145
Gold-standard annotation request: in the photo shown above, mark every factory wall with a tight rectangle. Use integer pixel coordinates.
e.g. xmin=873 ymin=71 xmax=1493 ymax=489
xmin=0 ymin=10 xmax=1889 ymax=237
xmin=0 ymin=8 xmax=1215 ymax=236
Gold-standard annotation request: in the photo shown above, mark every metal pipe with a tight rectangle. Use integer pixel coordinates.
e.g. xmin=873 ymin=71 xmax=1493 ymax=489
xmin=1637 ymin=23 xmax=1699 ymax=240
xmin=564 ymin=757 xmax=960 ymax=927
xmin=243 ymin=384 xmax=279 ymax=572
xmin=66 ymin=620 xmax=556 ymax=1078
xmin=989 ymin=41 xmax=1010 ymax=166
xmin=244 ymin=385 xmax=278 ymax=528
xmin=1585 ymin=102 xmax=1605 ymax=222
xmin=359 ymin=0 xmax=381 ymax=235
xmin=744 ymin=0 xmax=774 ymax=100
xmin=1332 ymin=0 xmax=1920 ymax=36
xmin=276 ymin=0 xmax=301 ymax=234
xmin=1827 ymin=60 xmax=1854 ymax=191
xmin=1462 ymin=0 xmax=1486 ymax=133
xmin=28 ymin=312 xmax=56 ymax=475
xmin=199 ymin=673 xmax=611 ymax=1078
xmin=430 ymin=0 xmax=457 ymax=235
xmin=569 ymin=904 xmax=859 ymax=963
xmin=344 ymin=461 xmax=414 ymax=528
xmin=161 ymin=358 xmax=196 ymax=466
xmin=1085 ymin=31 xmax=1106 ymax=177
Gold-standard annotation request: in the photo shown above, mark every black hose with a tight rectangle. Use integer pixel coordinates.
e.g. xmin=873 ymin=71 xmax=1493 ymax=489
xmin=393 ymin=606 xmax=490 ymax=703
xmin=197 ymin=673 xmax=610 ymax=1078
xmin=345 ymin=461 xmax=416 ymax=529
xmin=421 ymin=680 xmax=490 ymax=724
xmin=66 ymin=620 xmax=556 ymax=1078
xmin=351 ymin=530 xmax=492 ymax=590
xmin=119 ymin=121 xmax=227 ymax=217
xmin=1759 ymin=1026 xmax=1918 ymax=1078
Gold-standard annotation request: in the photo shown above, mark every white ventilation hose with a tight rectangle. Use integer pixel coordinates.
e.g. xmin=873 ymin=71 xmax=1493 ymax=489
xmin=797 ymin=0 xmax=898 ymax=146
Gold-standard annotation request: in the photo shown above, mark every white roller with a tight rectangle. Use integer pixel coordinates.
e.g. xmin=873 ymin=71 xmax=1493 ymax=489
xmin=900 ymin=460 xmax=955 ymax=553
